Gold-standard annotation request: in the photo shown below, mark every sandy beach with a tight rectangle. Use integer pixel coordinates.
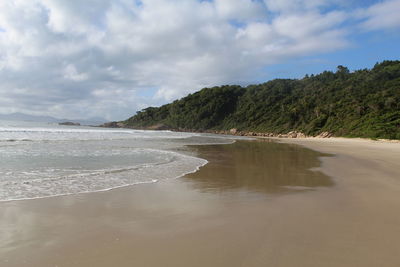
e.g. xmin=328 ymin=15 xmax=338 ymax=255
xmin=1 ymin=138 xmax=400 ymax=267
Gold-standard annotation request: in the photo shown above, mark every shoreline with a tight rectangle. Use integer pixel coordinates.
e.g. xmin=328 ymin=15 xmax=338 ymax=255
xmin=0 ymin=152 xmax=209 ymax=204
xmin=99 ymin=123 xmax=400 ymax=143
xmin=1 ymin=137 xmax=400 ymax=266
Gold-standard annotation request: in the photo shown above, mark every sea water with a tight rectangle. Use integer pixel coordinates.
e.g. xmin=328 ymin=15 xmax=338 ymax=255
xmin=0 ymin=120 xmax=238 ymax=201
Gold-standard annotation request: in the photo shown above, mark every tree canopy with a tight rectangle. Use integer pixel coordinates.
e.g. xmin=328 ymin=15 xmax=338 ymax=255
xmin=124 ymin=60 xmax=400 ymax=139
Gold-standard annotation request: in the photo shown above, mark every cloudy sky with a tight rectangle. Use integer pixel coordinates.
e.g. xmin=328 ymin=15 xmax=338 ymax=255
xmin=0 ymin=0 xmax=399 ymax=120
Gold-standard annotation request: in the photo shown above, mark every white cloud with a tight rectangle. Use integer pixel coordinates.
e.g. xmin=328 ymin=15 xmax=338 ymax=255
xmin=263 ymin=0 xmax=331 ymax=13
xmin=357 ymin=0 xmax=400 ymax=30
xmin=0 ymin=0 xmax=394 ymax=120
xmin=63 ymin=64 xmax=89 ymax=81
xmin=214 ymin=0 xmax=266 ymax=21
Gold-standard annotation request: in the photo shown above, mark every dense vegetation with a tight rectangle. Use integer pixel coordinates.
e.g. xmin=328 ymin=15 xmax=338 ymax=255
xmin=124 ymin=61 xmax=400 ymax=139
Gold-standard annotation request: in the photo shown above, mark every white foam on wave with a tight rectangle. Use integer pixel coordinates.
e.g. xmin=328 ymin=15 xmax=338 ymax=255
xmin=0 ymin=122 xmax=245 ymax=202
xmin=0 ymin=126 xmax=200 ymax=142
xmin=0 ymin=149 xmax=208 ymax=202
xmin=0 ymin=126 xmax=161 ymax=134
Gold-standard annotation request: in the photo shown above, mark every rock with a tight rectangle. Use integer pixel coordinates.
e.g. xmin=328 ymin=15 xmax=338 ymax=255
xmin=278 ymin=134 xmax=289 ymax=138
xmin=146 ymin=124 xmax=170 ymax=130
xmin=316 ymin=132 xmax=333 ymax=138
xmin=286 ymin=131 xmax=307 ymax=138
xmin=100 ymin=121 xmax=123 ymax=128
xmin=296 ymin=132 xmax=306 ymax=138
xmin=230 ymin=128 xmax=238 ymax=134
xmin=287 ymin=131 xmax=298 ymax=138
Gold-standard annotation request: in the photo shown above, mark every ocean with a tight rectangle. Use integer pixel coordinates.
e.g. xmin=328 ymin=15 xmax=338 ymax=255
xmin=0 ymin=120 xmax=239 ymax=201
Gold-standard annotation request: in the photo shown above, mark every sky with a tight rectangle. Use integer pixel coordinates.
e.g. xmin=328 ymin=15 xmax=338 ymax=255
xmin=0 ymin=0 xmax=399 ymax=121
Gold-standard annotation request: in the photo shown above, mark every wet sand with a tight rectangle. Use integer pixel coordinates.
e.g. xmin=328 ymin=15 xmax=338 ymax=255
xmin=1 ymin=139 xmax=400 ymax=266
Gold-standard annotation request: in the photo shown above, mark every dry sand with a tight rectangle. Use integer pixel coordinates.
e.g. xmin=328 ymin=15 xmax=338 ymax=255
xmin=1 ymin=138 xmax=400 ymax=267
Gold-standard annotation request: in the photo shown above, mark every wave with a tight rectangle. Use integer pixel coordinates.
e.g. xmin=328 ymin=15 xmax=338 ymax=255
xmin=0 ymin=126 xmax=200 ymax=142
xmin=0 ymin=127 xmax=152 ymax=134
xmin=0 ymin=149 xmax=208 ymax=202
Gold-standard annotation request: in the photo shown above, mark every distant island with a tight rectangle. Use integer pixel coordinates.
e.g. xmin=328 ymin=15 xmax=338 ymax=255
xmin=103 ymin=60 xmax=400 ymax=140
xmin=0 ymin=112 xmax=107 ymax=126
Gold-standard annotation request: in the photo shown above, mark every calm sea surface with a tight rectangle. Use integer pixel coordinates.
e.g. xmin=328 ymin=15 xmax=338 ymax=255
xmin=0 ymin=120 xmax=239 ymax=201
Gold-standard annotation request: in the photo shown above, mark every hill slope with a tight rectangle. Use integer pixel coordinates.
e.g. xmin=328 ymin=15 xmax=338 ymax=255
xmin=123 ymin=61 xmax=400 ymax=139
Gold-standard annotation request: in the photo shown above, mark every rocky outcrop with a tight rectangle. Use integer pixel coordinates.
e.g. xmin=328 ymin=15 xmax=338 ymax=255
xmin=230 ymin=128 xmax=238 ymax=134
xmin=146 ymin=124 xmax=170 ymax=130
xmin=193 ymin=129 xmax=331 ymax=139
xmin=99 ymin=121 xmax=126 ymax=128
xmin=286 ymin=131 xmax=307 ymax=138
xmin=99 ymin=122 xmax=332 ymax=139
xmin=189 ymin=129 xmax=312 ymax=138
xmin=315 ymin=132 xmax=333 ymax=138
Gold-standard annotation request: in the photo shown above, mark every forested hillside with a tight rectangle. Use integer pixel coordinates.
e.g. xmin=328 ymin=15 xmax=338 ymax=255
xmin=123 ymin=60 xmax=400 ymax=139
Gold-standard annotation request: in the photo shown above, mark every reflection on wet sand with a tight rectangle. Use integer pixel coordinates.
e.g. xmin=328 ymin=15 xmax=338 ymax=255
xmin=0 ymin=140 xmax=338 ymax=267
xmin=186 ymin=140 xmax=333 ymax=193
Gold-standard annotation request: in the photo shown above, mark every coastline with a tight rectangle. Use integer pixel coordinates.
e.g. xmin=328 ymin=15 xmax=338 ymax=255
xmin=99 ymin=122 xmax=400 ymax=143
xmin=1 ymin=137 xmax=400 ymax=266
